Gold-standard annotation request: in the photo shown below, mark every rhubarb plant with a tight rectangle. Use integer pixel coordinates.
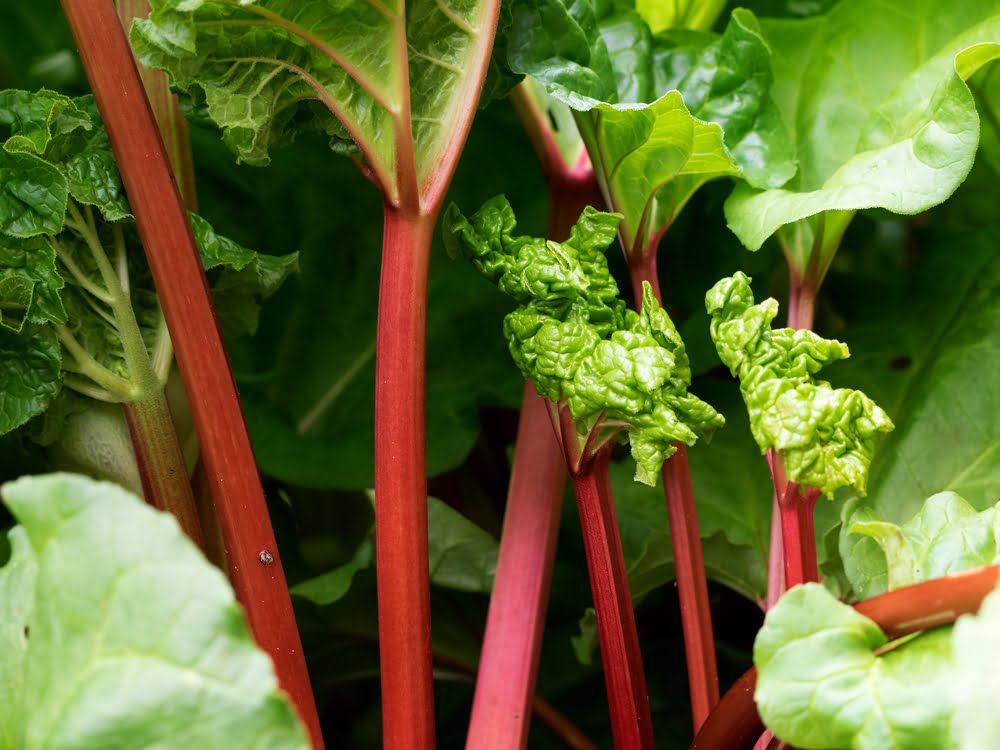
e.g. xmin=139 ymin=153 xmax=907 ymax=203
xmin=445 ymin=194 xmax=722 ymax=744
xmin=131 ymin=1 xmax=504 ymax=744
xmin=0 ymin=88 xmax=294 ymax=539
xmin=706 ymin=272 xmax=893 ymax=588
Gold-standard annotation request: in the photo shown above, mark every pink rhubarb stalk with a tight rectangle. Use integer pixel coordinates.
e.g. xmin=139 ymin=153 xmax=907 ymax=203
xmin=629 ymin=250 xmax=719 ymax=731
xmin=467 ymin=85 xmax=601 ymax=750
xmin=466 ymin=381 xmax=566 ymax=750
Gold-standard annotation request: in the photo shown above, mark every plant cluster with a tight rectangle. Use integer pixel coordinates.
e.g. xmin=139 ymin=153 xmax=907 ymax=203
xmin=1 ymin=0 xmax=1000 ymax=748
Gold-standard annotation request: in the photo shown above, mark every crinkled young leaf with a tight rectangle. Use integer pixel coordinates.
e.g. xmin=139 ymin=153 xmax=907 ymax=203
xmin=0 ymin=323 xmax=60 ymax=434
xmin=132 ymin=0 xmax=500 ymax=204
xmin=706 ymin=272 xmax=893 ymax=495
xmin=1 ymin=472 xmax=309 ymax=749
xmin=755 ymin=583 xmax=954 ymax=750
xmin=725 ymin=1 xmax=1000 ymax=274
xmin=0 ymin=150 xmax=66 ymax=237
xmin=445 ymin=196 xmax=722 ymax=483
xmin=842 ymin=492 xmax=1000 ymax=600
xmin=510 ymin=5 xmax=794 ymax=252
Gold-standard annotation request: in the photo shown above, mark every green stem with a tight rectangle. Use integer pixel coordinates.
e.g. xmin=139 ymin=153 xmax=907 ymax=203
xmin=123 ymin=388 xmax=205 ymax=548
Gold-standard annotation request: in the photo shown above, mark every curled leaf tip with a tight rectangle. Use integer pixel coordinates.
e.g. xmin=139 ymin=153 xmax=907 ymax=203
xmin=706 ymin=272 xmax=892 ymax=496
xmin=448 ymin=197 xmax=722 ymax=483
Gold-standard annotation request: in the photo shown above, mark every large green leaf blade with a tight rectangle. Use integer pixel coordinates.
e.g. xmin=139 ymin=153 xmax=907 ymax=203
xmin=0 ymin=323 xmax=60 ymax=435
xmin=725 ymin=2 xmax=1000 ymax=264
xmin=132 ymin=0 xmax=400 ymax=183
xmin=755 ymin=583 xmax=954 ymax=750
xmin=2 ymin=472 xmax=309 ymax=750
xmin=0 ymin=527 xmax=35 ymax=749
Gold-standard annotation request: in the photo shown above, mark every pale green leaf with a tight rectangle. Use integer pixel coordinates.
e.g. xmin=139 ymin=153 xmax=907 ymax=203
xmin=0 ymin=527 xmax=35 ymax=749
xmin=755 ymin=583 xmax=954 ymax=750
xmin=1 ymin=472 xmax=309 ymax=749
xmin=725 ymin=2 xmax=1000 ymax=274
xmin=952 ymin=583 xmax=1000 ymax=748
xmin=842 ymin=492 xmax=1000 ymax=600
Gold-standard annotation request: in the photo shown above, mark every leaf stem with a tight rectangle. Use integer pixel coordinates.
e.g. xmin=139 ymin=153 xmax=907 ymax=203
xmin=629 ymin=248 xmax=718 ymax=731
xmin=570 ymin=447 xmax=655 ymax=749
xmin=374 ymin=204 xmax=436 ymax=750
xmin=123 ymin=388 xmax=205 ymax=547
xmin=764 ymin=271 xmax=819 ymax=607
xmin=776 ymin=480 xmax=820 ymax=589
xmin=465 ymin=383 xmax=566 ymax=750
xmin=662 ymin=445 xmax=719 ymax=729
xmin=60 ymin=4 xmax=323 ymax=744
xmin=466 ymin=130 xmax=596 ymax=749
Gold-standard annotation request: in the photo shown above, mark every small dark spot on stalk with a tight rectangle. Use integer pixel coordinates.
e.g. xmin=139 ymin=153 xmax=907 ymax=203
xmin=22 ymin=625 xmax=29 ymax=640
xmin=889 ymin=356 xmax=912 ymax=370
xmin=547 ymin=108 xmax=559 ymax=132
xmin=258 ymin=549 xmax=275 ymax=565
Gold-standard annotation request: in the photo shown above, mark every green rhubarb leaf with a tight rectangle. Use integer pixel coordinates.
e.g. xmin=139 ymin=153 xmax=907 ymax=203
xmin=445 ymin=196 xmax=723 ymax=484
xmin=0 ymin=233 xmax=65 ymax=331
xmin=706 ymin=272 xmax=893 ymax=496
xmin=132 ymin=0 xmax=499 ymax=204
xmin=725 ymin=1 xmax=1000 ymax=275
xmin=0 ymin=527 xmax=35 ymax=749
xmin=952 ymin=583 xmax=1000 ymax=748
xmin=755 ymin=583 xmax=954 ymax=750
xmin=509 ymin=5 xmax=795 ymax=252
xmin=0 ymin=323 xmax=60 ymax=434
xmin=842 ymin=492 xmax=1000 ymax=600
xmin=1 ymin=90 xmax=130 ymax=224
xmin=0 ymin=150 xmax=66 ymax=237
xmin=634 ymin=0 xmax=724 ymax=33
xmin=189 ymin=212 xmax=299 ymax=335
xmin=1 ymin=472 xmax=310 ymax=749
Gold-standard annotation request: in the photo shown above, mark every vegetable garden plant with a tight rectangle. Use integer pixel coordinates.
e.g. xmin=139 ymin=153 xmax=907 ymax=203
xmin=2 ymin=0 xmax=1000 ymax=747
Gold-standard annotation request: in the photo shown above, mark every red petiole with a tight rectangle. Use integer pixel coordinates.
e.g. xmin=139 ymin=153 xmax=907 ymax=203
xmin=60 ymin=1 xmax=323 ymax=744
xmin=555 ymin=404 xmax=655 ymax=749
xmin=629 ymin=246 xmax=719 ymax=731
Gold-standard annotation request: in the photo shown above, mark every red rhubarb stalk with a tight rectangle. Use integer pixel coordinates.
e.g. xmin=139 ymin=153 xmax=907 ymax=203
xmin=573 ymin=446 xmax=655 ymax=749
xmin=59 ymin=2 xmax=323 ymax=745
xmin=630 ymin=248 xmax=719 ymax=730
xmin=764 ymin=270 xmax=819 ymax=606
xmin=374 ymin=204 xmax=436 ymax=749
xmin=364 ymin=1 xmax=501 ymax=745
